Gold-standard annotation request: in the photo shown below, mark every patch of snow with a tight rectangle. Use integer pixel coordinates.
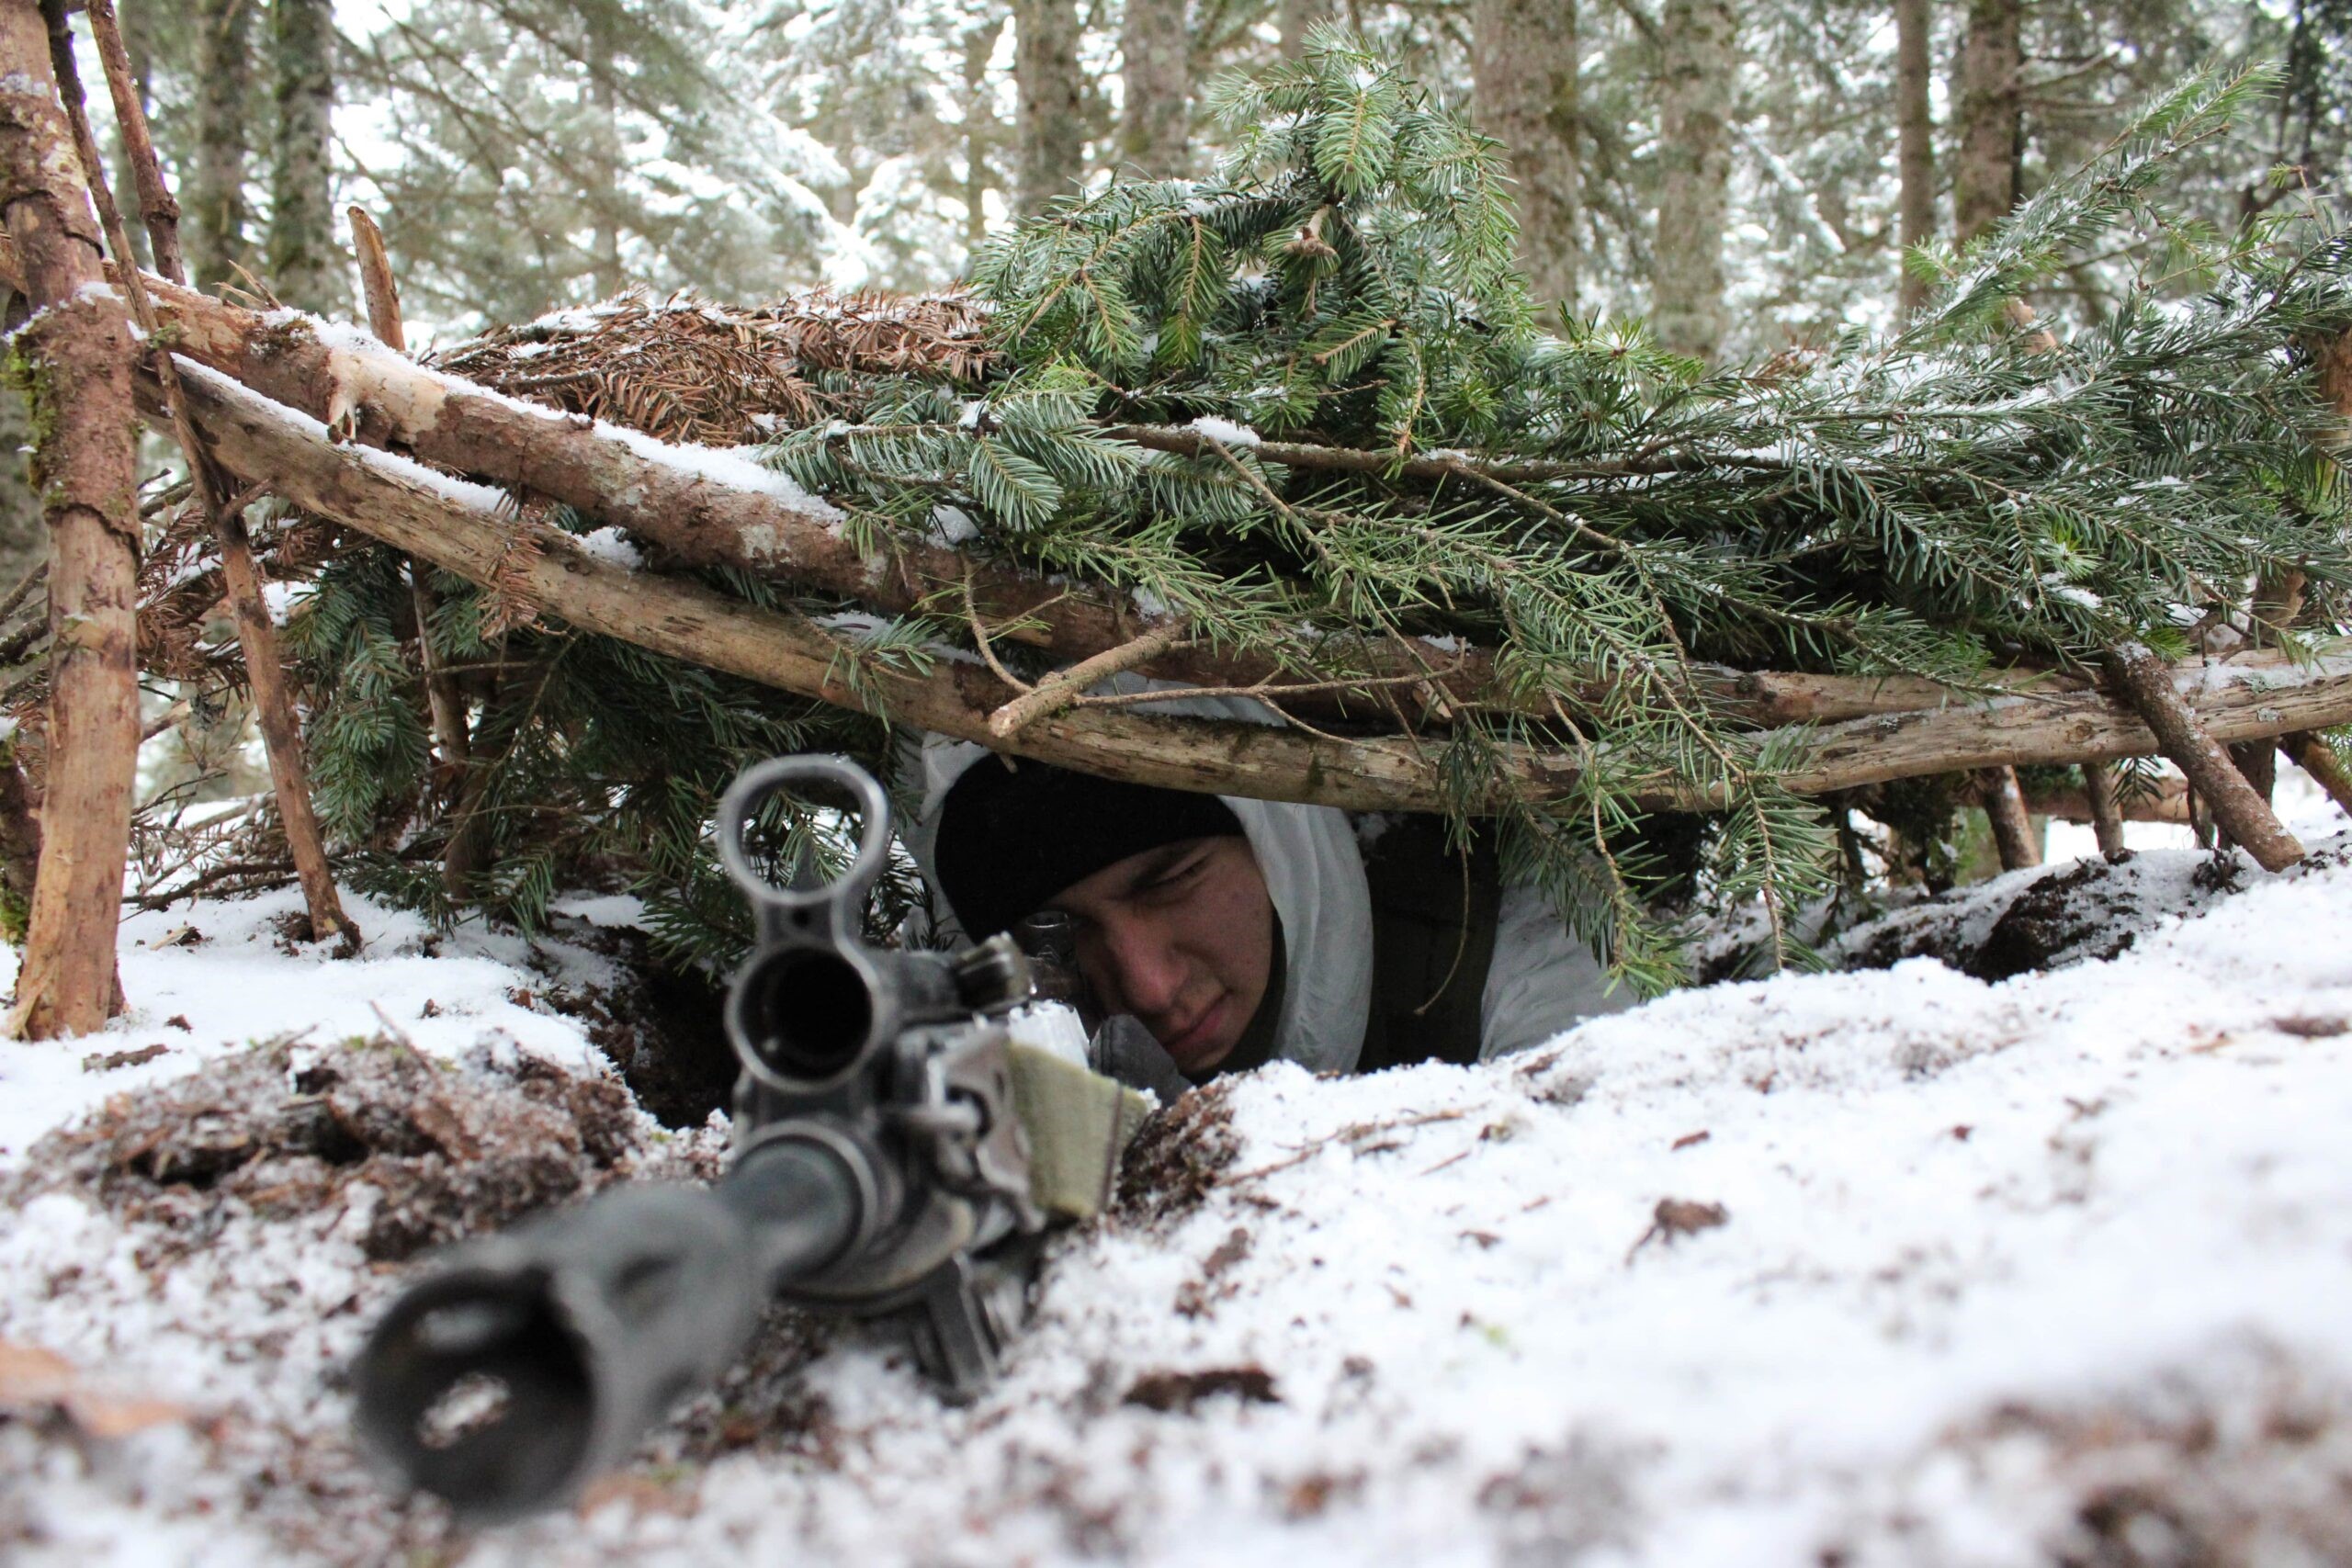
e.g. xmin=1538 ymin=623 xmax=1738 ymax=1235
xmin=1190 ymin=415 xmax=1261 ymax=448
xmin=926 ymin=505 xmax=980 ymax=547
xmin=258 ymin=581 xmax=313 ymax=626
xmin=173 ymin=357 xmax=512 ymax=516
xmin=3 ymin=833 xmax=2350 ymax=1561
xmin=575 ymin=525 xmax=645 ymax=570
xmin=599 ymin=423 xmax=845 ymax=525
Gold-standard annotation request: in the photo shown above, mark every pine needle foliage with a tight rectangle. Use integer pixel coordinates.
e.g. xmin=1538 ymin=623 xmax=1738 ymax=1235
xmin=759 ymin=43 xmax=2352 ymax=988
xmin=283 ymin=510 xmax=927 ymax=969
xmin=288 ymin=39 xmax=2352 ymax=993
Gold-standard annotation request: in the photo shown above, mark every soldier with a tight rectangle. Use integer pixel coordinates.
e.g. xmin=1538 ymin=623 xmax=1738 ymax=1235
xmin=903 ymin=710 xmax=1628 ymax=1094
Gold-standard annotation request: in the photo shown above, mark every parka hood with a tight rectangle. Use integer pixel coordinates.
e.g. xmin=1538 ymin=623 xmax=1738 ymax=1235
xmin=899 ymin=681 xmax=1374 ymax=1074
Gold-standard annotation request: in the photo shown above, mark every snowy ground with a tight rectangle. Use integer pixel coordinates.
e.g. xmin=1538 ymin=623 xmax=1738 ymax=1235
xmin=3 ymin=810 xmax=2350 ymax=1564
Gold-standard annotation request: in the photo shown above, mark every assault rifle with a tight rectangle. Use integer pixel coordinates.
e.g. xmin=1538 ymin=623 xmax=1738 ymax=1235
xmin=354 ymin=755 xmax=1080 ymax=1521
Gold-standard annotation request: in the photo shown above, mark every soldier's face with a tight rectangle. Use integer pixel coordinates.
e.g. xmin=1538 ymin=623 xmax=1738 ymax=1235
xmin=1046 ymin=834 xmax=1274 ymax=1076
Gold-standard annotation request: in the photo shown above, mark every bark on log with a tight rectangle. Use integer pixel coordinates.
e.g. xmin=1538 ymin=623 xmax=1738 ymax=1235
xmin=2106 ymin=642 xmax=2304 ymax=871
xmin=1 ymin=261 xmax=2120 ymax=732
xmin=0 ymin=3 xmax=141 ymax=1036
xmin=158 ymin=357 xmax=2352 ymax=816
xmin=66 ymin=0 xmax=354 ymax=949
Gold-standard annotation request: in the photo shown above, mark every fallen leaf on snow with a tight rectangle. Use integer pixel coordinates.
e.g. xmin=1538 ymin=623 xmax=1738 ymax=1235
xmin=1627 ymin=1198 xmax=1730 ymax=1263
xmin=1123 ymin=1366 xmax=1280 ymax=1413
xmin=0 ymin=1338 xmax=187 ymax=1438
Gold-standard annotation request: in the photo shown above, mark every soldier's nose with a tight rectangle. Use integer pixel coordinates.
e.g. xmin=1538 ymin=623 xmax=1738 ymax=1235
xmin=1100 ymin=919 xmax=1186 ymax=1016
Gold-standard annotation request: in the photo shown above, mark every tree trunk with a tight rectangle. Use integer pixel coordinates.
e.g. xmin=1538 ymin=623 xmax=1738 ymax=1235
xmin=1279 ymin=0 xmax=1329 ymax=56
xmin=1475 ymin=0 xmax=1580 ymax=317
xmin=267 ymin=0 xmax=343 ymax=314
xmin=1119 ymin=0 xmax=1190 ymax=178
xmin=0 ymin=0 xmax=141 ymax=1037
xmin=188 ymin=0 xmax=254 ymax=289
xmin=961 ymin=17 xmax=1006 ymax=255
xmin=1894 ymin=0 xmax=1935 ymax=312
xmin=1953 ymin=0 xmax=2022 ymax=244
xmin=1014 ymin=0 xmax=1085 ymax=214
xmin=1651 ymin=0 xmax=1735 ymax=362
xmin=584 ymin=8 xmax=625 ymax=300
xmin=0 ymin=296 xmax=45 ymax=598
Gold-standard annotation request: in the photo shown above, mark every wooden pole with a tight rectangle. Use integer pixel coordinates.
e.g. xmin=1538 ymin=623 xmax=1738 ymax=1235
xmin=347 ymin=202 xmax=480 ymax=897
xmin=74 ymin=0 xmax=355 ymax=949
xmin=0 ymin=0 xmax=141 ymax=1035
xmin=80 ymin=0 xmax=182 ymax=283
xmin=156 ymin=359 xmax=2352 ymax=817
xmin=2280 ymin=731 xmax=2352 ymax=819
xmin=988 ymin=623 xmax=1186 ymax=738
xmin=2079 ymin=761 xmax=2132 ymax=859
xmin=1978 ymin=765 xmax=2042 ymax=870
xmin=2105 ymin=643 xmax=2303 ymax=872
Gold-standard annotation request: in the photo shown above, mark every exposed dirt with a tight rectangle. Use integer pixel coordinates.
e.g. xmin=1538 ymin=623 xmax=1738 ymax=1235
xmin=539 ymin=923 xmax=740 ymax=1129
xmin=1835 ymin=852 xmax=2243 ymax=983
xmin=653 ymin=1305 xmax=844 ymax=1472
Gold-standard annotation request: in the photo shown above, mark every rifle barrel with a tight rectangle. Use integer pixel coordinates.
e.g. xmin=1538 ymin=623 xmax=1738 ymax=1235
xmin=354 ymin=1137 xmax=864 ymax=1521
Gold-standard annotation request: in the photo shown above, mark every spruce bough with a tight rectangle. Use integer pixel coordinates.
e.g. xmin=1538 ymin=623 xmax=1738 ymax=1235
xmin=292 ymin=38 xmax=2348 ymax=988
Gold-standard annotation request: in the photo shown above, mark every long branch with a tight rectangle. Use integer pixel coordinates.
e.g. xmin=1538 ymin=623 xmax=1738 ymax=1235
xmin=0 ymin=246 xmax=2094 ymax=732
xmin=72 ymin=0 xmax=354 ymax=949
xmin=161 ymin=358 xmax=2352 ymax=814
xmin=2106 ymin=641 xmax=2303 ymax=871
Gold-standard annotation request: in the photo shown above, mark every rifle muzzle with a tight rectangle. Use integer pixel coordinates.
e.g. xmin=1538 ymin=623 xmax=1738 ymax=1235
xmin=354 ymin=1140 xmax=864 ymax=1521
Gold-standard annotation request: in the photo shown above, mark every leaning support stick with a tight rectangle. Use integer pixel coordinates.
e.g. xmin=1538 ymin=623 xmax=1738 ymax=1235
xmin=69 ymin=0 xmax=356 ymax=947
xmin=2105 ymin=643 xmax=2304 ymax=872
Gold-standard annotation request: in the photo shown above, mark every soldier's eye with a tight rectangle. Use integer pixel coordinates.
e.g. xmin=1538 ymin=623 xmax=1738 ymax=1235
xmin=1140 ymin=852 xmax=1210 ymax=898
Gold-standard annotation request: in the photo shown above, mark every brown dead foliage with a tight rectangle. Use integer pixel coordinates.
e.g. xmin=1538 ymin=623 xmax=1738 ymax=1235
xmin=1174 ymin=1225 xmax=1254 ymax=1318
xmin=6 ymin=1033 xmax=658 ymax=1262
xmin=1114 ymin=1080 xmax=1240 ymax=1226
xmin=658 ymin=1304 xmax=842 ymax=1471
xmin=431 ymin=287 xmax=996 ymax=448
xmin=0 ymin=1339 xmax=187 ymax=1439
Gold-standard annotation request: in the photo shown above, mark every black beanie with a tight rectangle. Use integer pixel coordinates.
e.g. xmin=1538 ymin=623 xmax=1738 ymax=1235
xmin=933 ymin=756 xmax=1243 ymax=938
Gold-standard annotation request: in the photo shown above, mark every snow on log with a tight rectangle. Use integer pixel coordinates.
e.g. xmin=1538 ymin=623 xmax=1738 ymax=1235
xmin=159 ymin=355 xmax=2352 ymax=813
